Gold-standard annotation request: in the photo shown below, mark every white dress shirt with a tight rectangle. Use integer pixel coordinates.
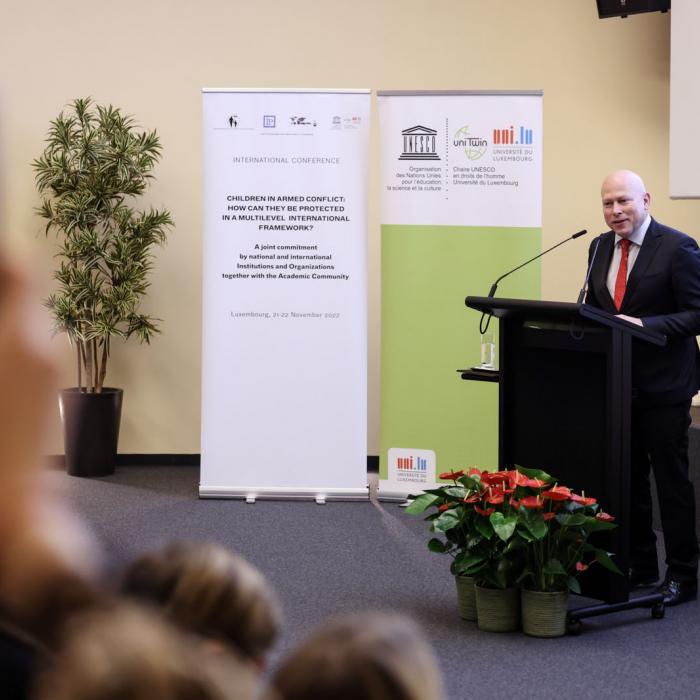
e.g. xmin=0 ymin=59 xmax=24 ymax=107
xmin=606 ymin=214 xmax=651 ymax=300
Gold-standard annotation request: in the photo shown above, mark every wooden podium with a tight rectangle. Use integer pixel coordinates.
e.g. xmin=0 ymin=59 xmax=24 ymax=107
xmin=464 ymin=297 xmax=667 ymax=621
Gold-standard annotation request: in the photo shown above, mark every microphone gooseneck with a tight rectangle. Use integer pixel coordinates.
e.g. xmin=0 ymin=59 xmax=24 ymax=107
xmin=487 ymin=229 xmax=588 ymax=299
xmin=576 ymin=234 xmax=603 ymax=305
xmin=478 ymin=229 xmax=588 ymax=336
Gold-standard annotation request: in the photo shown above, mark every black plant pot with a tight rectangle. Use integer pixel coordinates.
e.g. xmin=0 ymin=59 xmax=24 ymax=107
xmin=59 ymin=387 xmax=123 ymax=477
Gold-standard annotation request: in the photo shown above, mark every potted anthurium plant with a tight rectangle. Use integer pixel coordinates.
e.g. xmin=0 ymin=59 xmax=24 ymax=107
xmin=406 ymin=467 xmax=526 ymax=630
xmin=407 ymin=466 xmax=621 ymax=635
xmin=509 ymin=472 xmax=621 ymax=637
xmin=33 ymin=97 xmax=173 ymax=477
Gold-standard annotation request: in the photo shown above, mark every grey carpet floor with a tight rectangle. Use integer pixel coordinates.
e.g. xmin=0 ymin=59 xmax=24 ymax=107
xmin=60 ymin=465 xmax=700 ymax=700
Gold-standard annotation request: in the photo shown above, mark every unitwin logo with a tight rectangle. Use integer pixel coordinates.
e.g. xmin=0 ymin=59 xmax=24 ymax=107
xmin=453 ymin=125 xmax=488 ymax=160
xmin=388 ymin=448 xmax=436 ymax=484
xmin=399 ymin=125 xmax=440 ymax=161
xmin=493 ymin=125 xmax=534 ymax=145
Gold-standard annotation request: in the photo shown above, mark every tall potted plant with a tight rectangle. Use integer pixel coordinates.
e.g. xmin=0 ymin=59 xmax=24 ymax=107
xmin=33 ymin=97 xmax=173 ymax=476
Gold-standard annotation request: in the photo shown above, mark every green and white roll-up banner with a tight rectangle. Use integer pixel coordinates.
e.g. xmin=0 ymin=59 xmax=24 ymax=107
xmin=200 ymin=89 xmax=370 ymax=502
xmin=378 ymin=90 xmax=543 ymax=500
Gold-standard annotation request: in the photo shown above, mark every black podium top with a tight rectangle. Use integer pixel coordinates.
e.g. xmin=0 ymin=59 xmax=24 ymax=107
xmin=465 ymin=296 xmax=666 ymax=347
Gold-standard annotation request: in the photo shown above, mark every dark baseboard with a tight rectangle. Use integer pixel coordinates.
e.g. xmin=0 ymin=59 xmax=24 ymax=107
xmin=46 ymin=454 xmax=201 ymax=469
xmin=46 ymin=454 xmax=380 ymax=471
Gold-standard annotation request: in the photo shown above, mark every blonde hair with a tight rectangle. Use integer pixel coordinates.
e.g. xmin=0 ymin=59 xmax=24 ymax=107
xmin=32 ymin=604 xmax=258 ymax=700
xmin=268 ymin=612 xmax=443 ymax=700
xmin=121 ymin=541 xmax=281 ymax=662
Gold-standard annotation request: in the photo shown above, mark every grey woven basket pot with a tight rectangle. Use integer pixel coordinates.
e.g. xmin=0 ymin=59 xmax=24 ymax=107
xmin=475 ymin=584 xmax=520 ymax=632
xmin=455 ymin=575 xmax=477 ymax=621
xmin=521 ymin=588 xmax=569 ymax=637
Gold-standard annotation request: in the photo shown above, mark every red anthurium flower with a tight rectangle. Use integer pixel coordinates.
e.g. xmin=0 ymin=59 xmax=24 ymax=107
xmin=596 ymin=511 xmax=615 ymax=522
xmin=571 ymin=493 xmax=597 ymax=506
xmin=468 ymin=467 xmax=481 ymax=476
xmin=575 ymin=562 xmax=589 ymax=572
xmin=543 ymin=485 xmax=572 ymax=501
xmin=481 ymin=471 xmax=509 ymax=487
xmin=463 ymin=494 xmax=480 ymax=504
xmin=486 ymin=491 xmax=505 ymax=505
xmin=543 ymin=511 xmax=556 ymax=521
xmin=500 ymin=469 xmax=515 ymax=482
xmin=510 ymin=471 xmax=547 ymax=489
xmin=438 ymin=503 xmax=452 ymax=512
xmin=520 ymin=495 xmax=543 ymax=509
xmin=474 ymin=505 xmax=495 ymax=516
xmin=438 ymin=470 xmax=465 ymax=481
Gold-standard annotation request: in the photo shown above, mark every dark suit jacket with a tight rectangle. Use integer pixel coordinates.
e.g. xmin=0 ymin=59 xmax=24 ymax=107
xmin=586 ymin=218 xmax=700 ymax=404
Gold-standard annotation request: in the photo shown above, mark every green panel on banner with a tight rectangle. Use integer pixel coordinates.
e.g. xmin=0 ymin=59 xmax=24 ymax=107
xmin=379 ymin=225 xmax=541 ymax=479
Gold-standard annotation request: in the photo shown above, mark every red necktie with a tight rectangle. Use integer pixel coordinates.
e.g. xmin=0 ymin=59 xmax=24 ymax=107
xmin=614 ymin=239 xmax=631 ymax=311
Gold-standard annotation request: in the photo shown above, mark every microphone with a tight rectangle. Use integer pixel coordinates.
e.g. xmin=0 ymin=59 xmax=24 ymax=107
xmin=576 ymin=234 xmax=602 ymax=305
xmin=487 ymin=229 xmax=588 ymax=298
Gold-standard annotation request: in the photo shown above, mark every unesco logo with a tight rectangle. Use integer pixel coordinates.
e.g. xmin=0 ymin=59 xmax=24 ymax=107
xmin=399 ymin=125 xmax=440 ymax=161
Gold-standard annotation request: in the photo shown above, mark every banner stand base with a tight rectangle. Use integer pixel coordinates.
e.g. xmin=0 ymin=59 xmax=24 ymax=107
xmin=377 ymin=481 xmax=442 ymax=503
xmin=199 ymin=485 xmax=369 ymax=502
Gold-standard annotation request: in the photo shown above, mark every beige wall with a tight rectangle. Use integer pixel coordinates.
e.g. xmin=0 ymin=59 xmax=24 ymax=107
xmin=1 ymin=1 xmax=696 ymax=455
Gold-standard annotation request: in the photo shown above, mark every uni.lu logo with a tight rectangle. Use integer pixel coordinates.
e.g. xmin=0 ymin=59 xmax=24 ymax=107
xmin=493 ymin=125 xmax=533 ymax=146
xmin=387 ymin=448 xmax=435 ymax=484
xmin=399 ymin=125 xmax=440 ymax=161
xmin=397 ymin=455 xmax=428 ymax=471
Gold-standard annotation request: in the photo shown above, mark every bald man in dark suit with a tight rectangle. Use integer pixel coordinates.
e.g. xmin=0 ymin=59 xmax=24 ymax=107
xmin=586 ymin=169 xmax=700 ymax=606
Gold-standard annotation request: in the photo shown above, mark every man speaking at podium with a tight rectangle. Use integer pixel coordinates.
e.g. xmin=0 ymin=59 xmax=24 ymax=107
xmin=585 ymin=169 xmax=700 ymax=606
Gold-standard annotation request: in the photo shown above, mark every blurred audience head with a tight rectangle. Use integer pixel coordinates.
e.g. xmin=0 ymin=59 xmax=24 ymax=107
xmin=32 ymin=603 xmax=258 ymax=700
xmin=121 ymin=541 xmax=281 ymax=667
xmin=0 ymin=472 xmax=104 ymax=649
xmin=268 ymin=612 xmax=443 ymax=700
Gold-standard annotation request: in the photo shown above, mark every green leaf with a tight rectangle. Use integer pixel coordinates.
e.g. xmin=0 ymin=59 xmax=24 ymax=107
xmin=504 ymin=537 xmax=527 ymax=553
xmin=594 ymin=550 xmax=623 ymax=575
xmin=543 ymin=558 xmax=567 ymax=576
xmin=558 ymin=513 xmax=588 ymax=527
xmin=567 ymin=576 xmax=582 ymax=594
xmin=427 ymin=538 xmax=449 ymax=553
xmin=489 ymin=512 xmax=517 ymax=542
xmin=520 ymin=508 xmax=547 ymax=540
xmin=443 ymin=486 xmax=468 ymax=500
xmin=474 ymin=516 xmax=494 ymax=540
xmin=457 ymin=475 xmax=482 ymax=490
xmin=515 ymin=465 xmax=554 ymax=483
xmin=454 ymin=551 xmax=486 ymax=574
xmin=582 ymin=518 xmax=618 ymax=533
xmin=405 ymin=492 xmax=440 ymax=514
xmin=432 ymin=510 xmax=461 ymax=533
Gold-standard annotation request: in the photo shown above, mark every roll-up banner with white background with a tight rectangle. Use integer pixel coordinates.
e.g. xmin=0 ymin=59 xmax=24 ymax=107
xmin=378 ymin=90 xmax=543 ymax=501
xmin=201 ymin=89 xmax=370 ymax=502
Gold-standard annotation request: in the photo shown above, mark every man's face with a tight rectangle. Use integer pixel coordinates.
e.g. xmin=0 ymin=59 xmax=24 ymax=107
xmin=601 ymin=173 xmax=650 ymax=239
